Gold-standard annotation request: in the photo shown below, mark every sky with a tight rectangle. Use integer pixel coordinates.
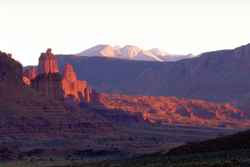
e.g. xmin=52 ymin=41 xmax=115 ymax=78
xmin=0 ymin=0 xmax=250 ymax=65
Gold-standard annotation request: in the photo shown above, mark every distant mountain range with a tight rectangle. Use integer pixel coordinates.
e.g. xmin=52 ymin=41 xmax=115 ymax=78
xmin=56 ymin=43 xmax=250 ymax=107
xmin=77 ymin=44 xmax=193 ymax=62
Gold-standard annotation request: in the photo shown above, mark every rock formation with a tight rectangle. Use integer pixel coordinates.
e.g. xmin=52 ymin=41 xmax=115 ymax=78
xmin=30 ymin=49 xmax=94 ymax=103
xmin=62 ymin=64 xmax=93 ymax=103
xmin=0 ymin=51 xmax=22 ymax=86
xmin=63 ymin=64 xmax=77 ymax=81
xmin=32 ymin=73 xmax=64 ymax=100
xmin=38 ymin=48 xmax=59 ymax=74
xmin=0 ymin=51 xmax=117 ymax=158
xmin=22 ymin=76 xmax=31 ymax=85
xmin=23 ymin=66 xmax=37 ymax=85
xmin=23 ymin=66 xmax=37 ymax=80
xmin=97 ymin=93 xmax=250 ymax=128
xmin=32 ymin=49 xmax=63 ymax=100
xmin=0 ymin=50 xmax=66 ymax=114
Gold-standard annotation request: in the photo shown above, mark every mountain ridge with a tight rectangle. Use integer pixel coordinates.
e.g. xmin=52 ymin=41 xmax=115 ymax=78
xmin=56 ymin=43 xmax=250 ymax=105
xmin=77 ymin=44 xmax=192 ymax=62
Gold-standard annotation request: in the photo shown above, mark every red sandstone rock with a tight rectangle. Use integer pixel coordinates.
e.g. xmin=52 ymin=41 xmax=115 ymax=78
xmin=38 ymin=48 xmax=59 ymax=74
xmin=97 ymin=93 xmax=250 ymax=128
xmin=23 ymin=66 xmax=37 ymax=80
xmin=22 ymin=76 xmax=31 ymax=85
xmin=30 ymin=49 xmax=94 ymax=104
xmin=32 ymin=49 xmax=63 ymax=100
xmin=63 ymin=64 xmax=77 ymax=81
xmin=23 ymin=66 xmax=38 ymax=85
xmin=62 ymin=64 xmax=93 ymax=103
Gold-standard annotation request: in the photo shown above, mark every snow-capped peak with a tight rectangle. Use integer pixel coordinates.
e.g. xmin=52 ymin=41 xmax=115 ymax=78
xmin=77 ymin=44 xmax=191 ymax=62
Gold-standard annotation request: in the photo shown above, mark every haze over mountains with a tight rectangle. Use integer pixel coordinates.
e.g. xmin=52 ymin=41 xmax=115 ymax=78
xmin=77 ymin=44 xmax=193 ymax=62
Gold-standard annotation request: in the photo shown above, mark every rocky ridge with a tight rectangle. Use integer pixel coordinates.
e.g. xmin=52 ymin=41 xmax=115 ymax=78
xmin=97 ymin=93 xmax=250 ymax=128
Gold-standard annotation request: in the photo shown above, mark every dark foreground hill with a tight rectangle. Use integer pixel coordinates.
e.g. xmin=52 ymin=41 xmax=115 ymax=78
xmin=167 ymin=129 xmax=250 ymax=156
xmin=15 ymin=129 xmax=249 ymax=167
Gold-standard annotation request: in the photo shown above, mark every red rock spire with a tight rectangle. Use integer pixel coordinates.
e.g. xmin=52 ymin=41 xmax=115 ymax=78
xmin=33 ymin=49 xmax=94 ymax=104
xmin=38 ymin=48 xmax=59 ymax=74
xmin=63 ymin=64 xmax=77 ymax=82
xmin=62 ymin=64 xmax=93 ymax=103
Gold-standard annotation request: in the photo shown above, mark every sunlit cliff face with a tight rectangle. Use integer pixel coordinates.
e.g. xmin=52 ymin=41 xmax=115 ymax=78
xmin=38 ymin=48 xmax=59 ymax=74
xmin=62 ymin=63 xmax=93 ymax=103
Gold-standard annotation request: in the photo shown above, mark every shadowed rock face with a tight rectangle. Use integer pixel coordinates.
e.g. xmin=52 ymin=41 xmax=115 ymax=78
xmin=38 ymin=48 xmax=59 ymax=74
xmin=32 ymin=73 xmax=64 ymax=100
xmin=0 ymin=51 xmax=22 ymax=86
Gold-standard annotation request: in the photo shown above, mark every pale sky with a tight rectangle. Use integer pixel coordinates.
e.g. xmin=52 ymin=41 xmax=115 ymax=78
xmin=0 ymin=0 xmax=250 ymax=65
